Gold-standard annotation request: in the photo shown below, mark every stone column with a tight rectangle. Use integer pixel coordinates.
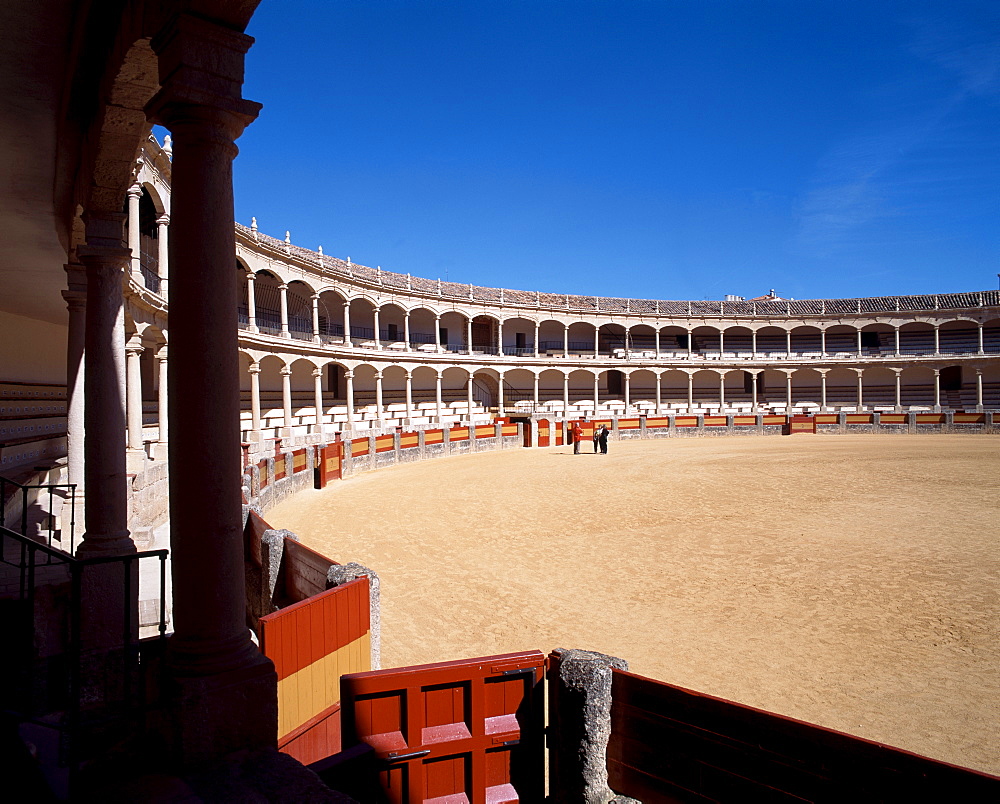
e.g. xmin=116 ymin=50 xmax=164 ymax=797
xmin=533 ymin=372 xmax=540 ymax=410
xmin=785 ymin=370 xmax=793 ymax=410
xmin=655 ymin=372 xmax=662 ymax=415
xmin=820 ymin=329 xmax=826 ymax=358
xmin=467 ymin=375 xmax=474 ymax=421
xmin=434 ymin=314 xmax=442 ymax=352
xmin=435 ymin=372 xmax=443 ymax=422
xmin=245 ymin=271 xmax=257 ymax=332
xmin=624 ymin=372 xmax=631 ymax=411
xmin=278 ymin=282 xmax=290 ymax=337
xmin=342 ymin=300 xmax=351 ymax=346
xmin=563 ymin=324 xmax=569 ymax=358
xmin=894 ymin=369 xmax=902 ymax=412
xmin=375 ymin=371 xmax=384 ymax=422
xmin=313 ymin=367 xmax=324 ymax=432
xmin=933 ymin=368 xmax=941 ymax=411
xmin=719 ymin=328 xmax=725 ymax=357
xmin=404 ymin=311 xmax=411 ymax=351
xmin=563 ymin=374 xmax=570 ymax=417
xmin=373 ymin=307 xmax=381 ymax=350
xmin=687 ymin=330 xmax=693 ymax=359
xmin=933 ymin=324 xmax=940 ymax=355
xmin=593 ymin=373 xmax=600 ymax=415
xmin=856 ymin=329 xmax=862 ymax=357
xmin=654 ymin=328 xmax=660 ymax=359
xmin=77 ymin=212 xmax=132 ymax=557
xmin=624 ymin=327 xmax=631 ymax=359
xmin=786 ymin=329 xmax=792 ymax=357
xmin=751 ymin=329 xmax=758 ymax=358
xmin=127 ymin=182 xmax=143 ymax=283
xmin=819 ymin=370 xmax=828 ymax=411
xmin=497 ymin=372 xmax=505 ymax=417
xmin=978 ymin=323 xmax=984 ymax=355
xmin=466 ymin=317 xmax=473 ymax=356
xmin=593 ymin=325 xmax=600 ymax=356
xmin=311 ymin=293 xmax=320 ymax=343
xmin=687 ymin=372 xmax=694 ymax=411
xmin=156 ymin=347 xmax=169 ymax=458
xmin=718 ymin=372 xmax=725 ymax=409
xmin=345 ymin=369 xmax=355 ymax=429
xmin=534 ymin=322 xmax=540 ymax=357
xmin=751 ymin=370 xmax=760 ymax=412
xmin=496 ymin=320 xmax=503 ymax=357
xmin=280 ymin=366 xmax=293 ymax=435
xmin=856 ymin=369 xmax=864 ymax=410
xmin=248 ymin=361 xmax=261 ymax=433
xmin=146 ymin=14 xmax=271 ymax=747
xmin=894 ymin=326 xmax=900 ymax=357
xmin=126 ymin=339 xmax=145 ymax=454
xmin=405 ymin=372 xmax=413 ymax=422
xmin=62 ymin=265 xmax=87 ymax=492
xmin=976 ymin=368 xmax=984 ymax=411
xmin=157 ymin=214 xmax=170 ymax=299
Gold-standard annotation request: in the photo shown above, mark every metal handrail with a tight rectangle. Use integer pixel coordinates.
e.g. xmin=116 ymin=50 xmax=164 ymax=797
xmin=0 ymin=476 xmax=77 ymax=553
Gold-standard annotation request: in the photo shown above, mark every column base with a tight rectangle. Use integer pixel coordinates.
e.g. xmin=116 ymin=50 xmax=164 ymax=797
xmin=152 ymin=442 xmax=169 ymax=461
xmin=166 ymin=654 xmax=278 ymax=767
xmin=126 ymin=448 xmax=147 ymax=474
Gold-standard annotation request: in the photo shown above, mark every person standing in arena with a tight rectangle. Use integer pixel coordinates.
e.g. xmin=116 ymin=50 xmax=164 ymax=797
xmin=593 ymin=424 xmax=600 ymax=453
xmin=572 ymin=421 xmax=582 ymax=454
xmin=598 ymin=424 xmax=609 ymax=454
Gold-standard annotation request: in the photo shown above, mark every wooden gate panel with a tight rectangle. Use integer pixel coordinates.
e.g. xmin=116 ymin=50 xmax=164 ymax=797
xmin=342 ymin=650 xmax=545 ymax=803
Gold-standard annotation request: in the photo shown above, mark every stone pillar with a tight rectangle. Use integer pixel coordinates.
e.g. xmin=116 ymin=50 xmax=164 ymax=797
xmin=435 ymin=372 xmax=443 ymax=422
xmin=933 ymin=324 xmax=940 ymax=355
xmin=718 ymin=372 xmax=725 ymax=409
xmin=375 ymin=371 xmax=384 ymax=423
xmin=820 ymin=370 xmax=828 ymax=411
xmin=654 ymin=328 xmax=660 ymax=359
xmin=719 ymin=328 xmax=725 ymax=357
xmin=786 ymin=329 xmax=792 ymax=357
xmin=345 ymin=369 xmax=355 ymax=429
xmin=405 ymin=372 xmax=413 ymax=422
xmin=466 ymin=317 xmax=473 ymax=356
xmin=533 ymin=372 xmax=540 ymax=410
xmin=687 ymin=330 xmax=693 ymax=359
xmin=655 ymin=372 xmax=662 ymax=415
xmin=157 ymin=214 xmax=170 ymax=298
xmin=496 ymin=320 xmax=504 ymax=357
xmin=624 ymin=372 xmax=631 ymax=411
xmin=434 ymin=314 xmax=442 ymax=352
xmin=62 ymin=265 xmax=87 ymax=492
xmin=563 ymin=374 xmax=570 ymax=418
xmin=752 ymin=329 xmax=758 ymax=358
xmin=933 ymin=368 xmax=941 ymax=411
xmin=593 ymin=373 xmax=600 ymax=416
xmin=820 ymin=328 xmax=826 ymax=358
xmin=248 ymin=362 xmax=261 ymax=433
xmin=548 ymin=649 xmax=628 ymax=804
xmin=127 ymin=182 xmax=143 ymax=283
xmin=894 ymin=326 xmax=900 ymax=357
xmin=497 ymin=372 xmax=505 ymax=417
xmin=977 ymin=323 xmax=985 ymax=355
xmin=593 ymin=325 xmax=600 ymax=356
xmin=126 ymin=339 xmax=145 ymax=454
xmin=156 ymin=346 xmax=169 ymax=458
xmin=146 ymin=14 xmax=272 ymax=753
xmin=313 ymin=367 xmax=324 ymax=432
xmin=77 ymin=212 xmax=132 ymax=556
xmin=342 ymin=300 xmax=351 ymax=346
xmin=373 ymin=307 xmax=381 ymax=350
xmin=404 ymin=311 xmax=411 ymax=351
xmin=467 ymin=375 xmax=474 ymax=422
xmin=856 ymin=369 xmax=864 ymax=410
xmin=311 ymin=293 xmax=320 ymax=343
xmin=856 ymin=328 xmax=862 ymax=357
xmin=563 ymin=324 xmax=569 ymax=359
xmin=687 ymin=372 xmax=694 ymax=411
xmin=785 ymin=371 xmax=793 ymax=410
xmin=894 ymin=369 xmax=902 ymax=412
xmin=534 ymin=322 xmax=540 ymax=357
xmin=976 ymin=368 xmax=984 ymax=411
xmin=280 ymin=366 xmax=293 ymax=435
xmin=245 ymin=271 xmax=257 ymax=332
xmin=278 ymin=282 xmax=289 ymax=337
xmin=751 ymin=370 xmax=759 ymax=412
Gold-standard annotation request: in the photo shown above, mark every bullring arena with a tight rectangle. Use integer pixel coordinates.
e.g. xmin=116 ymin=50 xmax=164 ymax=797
xmin=2 ymin=40 xmax=999 ymax=799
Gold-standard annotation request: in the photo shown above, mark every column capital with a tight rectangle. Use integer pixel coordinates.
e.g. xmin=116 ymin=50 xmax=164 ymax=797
xmin=312 ymin=367 xmax=323 ymax=378
xmin=975 ymin=367 xmax=983 ymax=375
xmin=312 ymin=292 xmax=320 ymax=301
xmin=933 ymin=368 xmax=941 ymax=376
xmin=344 ymin=370 xmax=354 ymax=379
xmin=405 ymin=372 xmax=413 ymax=380
xmin=248 ymin=362 xmax=260 ymax=374
xmin=62 ymin=288 xmax=87 ymax=311
xmin=146 ymin=14 xmax=261 ymax=141
xmin=246 ymin=271 xmax=255 ymax=281
xmin=156 ymin=346 xmax=169 ymax=362
xmin=278 ymin=283 xmax=288 ymax=291
xmin=279 ymin=366 xmax=292 ymax=376
xmin=157 ymin=213 xmax=171 ymax=226
xmin=126 ymin=342 xmax=144 ymax=357
xmin=127 ymin=182 xmax=143 ymax=199
xmin=374 ymin=371 xmax=383 ymax=379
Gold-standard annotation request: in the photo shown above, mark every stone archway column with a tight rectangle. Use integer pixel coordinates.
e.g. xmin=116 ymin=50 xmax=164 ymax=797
xmin=820 ymin=329 xmax=826 ymax=358
xmin=856 ymin=369 xmax=864 ymax=410
xmin=126 ymin=340 xmax=145 ymax=453
xmin=719 ymin=329 xmax=725 ymax=357
xmin=819 ymin=370 xmax=828 ymax=411
xmin=311 ymin=294 xmax=320 ymax=343
xmin=496 ymin=320 xmax=504 ymax=357
xmin=976 ymin=368 xmax=984 ymax=411
xmin=157 ymin=214 xmax=170 ymax=298
xmin=624 ymin=327 xmax=631 ymax=359
xmin=786 ymin=330 xmax=792 ymax=358
xmin=785 ymin=371 xmax=793 ymax=410
xmin=593 ymin=373 xmax=600 ymax=415
xmin=594 ymin=326 xmax=600 ymax=357
xmin=435 ymin=373 xmax=443 ymax=421
xmin=467 ymin=375 xmax=475 ymax=421
xmin=278 ymin=283 xmax=290 ymax=337
xmin=687 ymin=331 xmax=693 ymax=359
xmin=534 ymin=322 xmax=540 ymax=358
xmin=248 ymin=361 xmax=261 ymax=433
xmin=127 ymin=183 xmax=143 ymax=283
xmin=655 ymin=372 xmax=662 ymax=415
xmin=313 ymin=367 xmax=325 ymax=431
xmin=533 ymin=373 xmax=540 ymax=410
xmin=563 ymin=325 xmax=569 ymax=359
xmin=933 ymin=325 xmax=940 ymax=356
xmin=62 ymin=266 xmax=87 ymax=492
xmin=404 ymin=311 xmax=411 ymax=351
xmin=624 ymin=372 xmax=631 ymax=411
xmin=156 ymin=347 xmax=169 ymax=456
xmin=563 ymin=374 xmax=570 ymax=417
xmin=498 ymin=372 xmax=505 ymax=417
xmin=750 ymin=370 xmax=760 ymax=412
xmin=146 ymin=13 xmax=271 ymax=730
xmin=978 ymin=323 xmax=985 ymax=355
xmin=466 ymin=317 xmax=474 ymax=356
xmin=933 ymin=368 xmax=941 ymax=411
xmin=751 ymin=329 xmax=757 ymax=359
xmin=280 ymin=366 xmax=293 ymax=435
xmin=405 ymin=372 xmax=413 ymax=421
xmin=342 ymin=300 xmax=352 ymax=346
xmin=894 ymin=369 xmax=902 ymax=411
xmin=373 ymin=307 xmax=382 ymax=350
xmin=77 ymin=212 xmax=132 ymax=556
xmin=245 ymin=271 xmax=257 ymax=332
xmin=375 ymin=371 xmax=384 ymax=423
xmin=345 ymin=370 xmax=356 ymax=429
xmin=434 ymin=315 xmax=442 ymax=353
xmin=718 ymin=372 xmax=726 ymax=409
xmin=687 ymin=372 xmax=694 ymax=411
xmin=654 ymin=329 xmax=660 ymax=359
xmin=856 ymin=329 xmax=862 ymax=357
xmin=894 ymin=326 xmax=900 ymax=357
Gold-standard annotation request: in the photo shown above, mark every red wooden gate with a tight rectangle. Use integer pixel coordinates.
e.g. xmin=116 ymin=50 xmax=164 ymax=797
xmin=341 ymin=650 xmax=545 ymax=803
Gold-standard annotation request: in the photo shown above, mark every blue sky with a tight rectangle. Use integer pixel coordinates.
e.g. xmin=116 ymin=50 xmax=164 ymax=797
xmin=226 ymin=1 xmax=999 ymax=301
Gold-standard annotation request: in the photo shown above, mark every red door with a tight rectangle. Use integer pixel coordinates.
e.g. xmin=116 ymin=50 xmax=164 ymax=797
xmin=341 ymin=651 xmax=545 ymax=803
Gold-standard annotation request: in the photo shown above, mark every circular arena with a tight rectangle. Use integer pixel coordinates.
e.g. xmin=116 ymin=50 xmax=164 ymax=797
xmin=267 ymin=433 xmax=1000 ymax=776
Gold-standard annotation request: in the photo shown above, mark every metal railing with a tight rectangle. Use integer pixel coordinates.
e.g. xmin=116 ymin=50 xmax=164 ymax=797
xmin=0 ymin=476 xmax=77 ymax=553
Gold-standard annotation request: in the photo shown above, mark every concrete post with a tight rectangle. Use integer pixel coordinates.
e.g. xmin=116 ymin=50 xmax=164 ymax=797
xmin=548 ymin=649 xmax=629 ymax=804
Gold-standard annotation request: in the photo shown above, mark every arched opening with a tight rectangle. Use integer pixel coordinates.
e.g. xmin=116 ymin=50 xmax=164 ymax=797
xmin=253 ymin=271 xmax=283 ymax=335
xmin=286 ymin=280 xmax=316 ymax=341
xmin=628 ymin=325 xmax=657 ymax=356
xmin=538 ymin=368 xmax=566 ymax=412
xmin=349 ymin=298 xmax=378 ymax=346
xmin=317 ymin=289 xmax=346 ymax=343
xmin=791 ymin=368 xmax=822 ymax=410
xmin=692 ymin=369 xmax=721 ymax=411
xmin=538 ymin=319 xmax=566 ymax=355
xmin=568 ymin=369 xmax=596 ymax=417
xmin=597 ymin=322 xmax=628 ymax=357
xmin=790 ymin=325 xmax=822 ymax=357
xmin=938 ymin=319 xmax=980 ymax=355
xmin=441 ymin=366 xmax=473 ymax=420
xmin=408 ymin=307 xmax=439 ymax=351
xmin=567 ymin=322 xmax=596 ymax=356
xmin=721 ymin=326 xmax=753 ymax=359
xmin=379 ymin=303 xmax=407 ymax=349
xmin=501 ymin=317 xmax=536 ymax=356
xmin=691 ymin=326 xmax=721 ymax=358
xmin=471 ymin=315 xmax=499 ymax=354
xmin=629 ymin=369 xmax=657 ymax=412
xmin=440 ymin=311 xmax=468 ymax=353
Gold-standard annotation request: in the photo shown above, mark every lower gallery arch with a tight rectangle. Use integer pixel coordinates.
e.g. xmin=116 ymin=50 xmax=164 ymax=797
xmin=441 ymin=366 xmax=475 ymax=420
xmin=352 ymin=364 xmax=379 ymax=425
xmin=660 ymin=369 xmax=689 ymax=410
xmin=861 ymin=366 xmax=898 ymax=410
xmin=379 ymin=364 xmax=409 ymax=422
xmin=502 ymin=367 xmax=536 ymax=413
xmin=409 ymin=365 xmax=440 ymax=422
xmin=824 ymin=367 xmax=862 ymax=410
xmin=567 ymin=369 xmax=596 ymax=416
xmin=628 ymin=369 xmax=657 ymax=413
xmin=538 ymin=368 xmax=566 ymax=414
xmin=899 ymin=365 xmax=936 ymax=410
xmin=692 ymin=368 xmax=722 ymax=410
xmin=791 ymin=368 xmax=822 ymax=410
xmin=257 ymin=355 xmax=285 ymax=430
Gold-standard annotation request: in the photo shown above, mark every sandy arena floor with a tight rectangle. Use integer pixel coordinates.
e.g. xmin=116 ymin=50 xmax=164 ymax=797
xmin=266 ymin=434 xmax=1000 ymax=774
